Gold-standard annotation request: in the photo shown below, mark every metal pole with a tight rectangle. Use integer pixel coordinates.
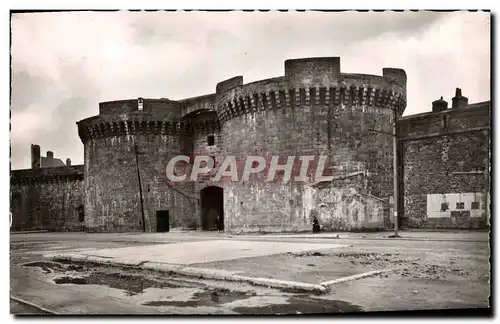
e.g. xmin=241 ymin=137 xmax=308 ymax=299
xmin=392 ymin=107 xmax=400 ymax=237
xmin=369 ymin=108 xmax=402 ymax=238
xmin=135 ymin=143 xmax=146 ymax=232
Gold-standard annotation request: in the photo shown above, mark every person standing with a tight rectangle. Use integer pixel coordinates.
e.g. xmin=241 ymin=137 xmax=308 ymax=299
xmin=313 ymin=215 xmax=320 ymax=234
xmin=217 ymin=214 xmax=223 ymax=233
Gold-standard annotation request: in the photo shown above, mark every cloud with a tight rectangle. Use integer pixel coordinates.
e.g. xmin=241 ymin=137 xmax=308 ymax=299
xmin=340 ymin=11 xmax=490 ymax=115
xmin=10 ymin=11 xmax=490 ymax=169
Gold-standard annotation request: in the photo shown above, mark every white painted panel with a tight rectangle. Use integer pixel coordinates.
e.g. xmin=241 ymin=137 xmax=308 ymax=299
xmin=446 ymin=193 xmax=460 ymax=211
xmin=427 ymin=193 xmax=446 ymax=212
xmin=426 ymin=192 xmax=485 ymax=219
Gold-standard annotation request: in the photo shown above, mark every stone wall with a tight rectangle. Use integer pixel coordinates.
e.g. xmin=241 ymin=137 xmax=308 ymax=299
xmin=83 ymin=134 xmax=196 ymax=232
xmin=215 ymin=57 xmax=405 ymax=233
xmin=399 ymin=100 xmax=490 ymax=229
xmin=10 ymin=166 xmax=84 ymax=231
xmin=15 ymin=59 xmax=490 ymax=233
xmin=307 ymin=186 xmax=387 ymax=232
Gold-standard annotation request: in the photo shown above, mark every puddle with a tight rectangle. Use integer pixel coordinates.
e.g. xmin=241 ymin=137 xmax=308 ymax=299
xmin=232 ymin=296 xmax=362 ymax=314
xmin=289 ymin=252 xmax=327 ymax=257
xmin=22 ymin=261 xmax=69 ymax=274
xmin=335 ymin=252 xmax=394 ymax=258
xmin=53 ymin=272 xmax=205 ymax=296
xmin=142 ymin=288 xmax=256 ymax=307
xmin=54 ymin=276 xmax=88 ymax=284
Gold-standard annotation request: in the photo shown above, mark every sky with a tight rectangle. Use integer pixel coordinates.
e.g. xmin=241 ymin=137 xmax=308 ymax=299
xmin=10 ymin=11 xmax=490 ymax=170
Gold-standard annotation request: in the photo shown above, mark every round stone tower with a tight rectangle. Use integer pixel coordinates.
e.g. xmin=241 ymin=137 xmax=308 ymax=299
xmin=77 ymin=98 xmax=199 ymax=232
xmin=215 ymin=57 xmax=406 ymax=232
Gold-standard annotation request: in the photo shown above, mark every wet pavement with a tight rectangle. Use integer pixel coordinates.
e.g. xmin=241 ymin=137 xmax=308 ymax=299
xmin=232 ymin=296 xmax=362 ymax=315
xmin=10 ymin=299 xmax=51 ymax=315
xmin=10 ymin=231 xmax=491 ymax=315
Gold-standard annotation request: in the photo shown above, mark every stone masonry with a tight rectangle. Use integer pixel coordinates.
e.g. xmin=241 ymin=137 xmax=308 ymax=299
xmin=399 ymin=89 xmax=490 ymax=229
xmin=10 ymin=57 xmax=490 ymax=232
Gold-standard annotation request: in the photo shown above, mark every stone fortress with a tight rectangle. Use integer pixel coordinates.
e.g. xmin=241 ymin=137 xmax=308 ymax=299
xmin=10 ymin=57 xmax=491 ymax=233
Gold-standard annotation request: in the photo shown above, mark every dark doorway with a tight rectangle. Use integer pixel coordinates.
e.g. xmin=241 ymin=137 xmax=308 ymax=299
xmin=200 ymin=186 xmax=223 ymax=231
xmin=156 ymin=210 xmax=170 ymax=232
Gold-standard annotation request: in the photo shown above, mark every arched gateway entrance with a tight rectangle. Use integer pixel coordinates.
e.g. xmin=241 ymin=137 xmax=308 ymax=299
xmin=200 ymin=186 xmax=223 ymax=231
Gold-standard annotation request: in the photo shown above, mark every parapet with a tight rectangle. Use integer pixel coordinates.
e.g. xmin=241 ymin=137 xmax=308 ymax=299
xmin=11 ymin=165 xmax=84 ymax=185
xmin=285 ymin=57 xmax=341 ymax=81
xmin=99 ymin=99 xmax=139 ymax=115
xmin=399 ymin=98 xmax=490 ymax=140
xmin=77 ymin=96 xmax=219 ymax=143
xmin=216 ymin=76 xmax=243 ymax=94
xmin=214 ymin=57 xmax=407 ymax=123
xmin=99 ymin=98 xmax=182 ymax=118
xmin=383 ymin=68 xmax=407 ymax=103
xmin=382 ymin=68 xmax=407 ymax=100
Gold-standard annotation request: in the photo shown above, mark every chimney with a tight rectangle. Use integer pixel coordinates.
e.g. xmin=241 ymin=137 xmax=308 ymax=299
xmin=66 ymin=158 xmax=72 ymax=167
xmin=452 ymin=88 xmax=469 ymax=109
xmin=432 ymin=96 xmax=448 ymax=113
xmin=47 ymin=151 xmax=54 ymax=160
xmin=31 ymin=144 xmax=41 ymax=169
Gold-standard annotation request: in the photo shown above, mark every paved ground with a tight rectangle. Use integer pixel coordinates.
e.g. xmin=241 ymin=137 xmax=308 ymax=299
xmin=10 ymin=230 xmax=491 ymax=315
xmin=46 ymin=240 xmax=345 ymax=265
xmin=10 ymin=299 xmax=51 ymax=315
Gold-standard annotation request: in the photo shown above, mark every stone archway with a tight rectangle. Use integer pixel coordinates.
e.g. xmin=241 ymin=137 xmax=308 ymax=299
xmin=200 ymin=186 xmax=223 ymax=231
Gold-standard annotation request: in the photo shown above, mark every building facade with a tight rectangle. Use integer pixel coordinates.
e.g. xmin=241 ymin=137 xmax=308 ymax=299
xmin=10 ymin=146 xmax=84 ymax=231
xmin=399 ymin=89 xmax=490 ymax=229
xmin=10 ymin=57 xmax=491 ymax=233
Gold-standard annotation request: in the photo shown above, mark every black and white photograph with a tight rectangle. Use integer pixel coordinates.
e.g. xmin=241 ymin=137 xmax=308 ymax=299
xmin=7 ymin=7 xmax=492 ymax=317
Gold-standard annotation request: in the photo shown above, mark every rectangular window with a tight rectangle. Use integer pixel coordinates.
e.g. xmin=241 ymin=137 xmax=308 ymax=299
xmin=471 ymin=202 xmax=480 ymax=210
xmin=440 ymin=202 xmax=449 ymax=212
xmin=77 ymin=205 xmax=85 ymax=222
xmin=456 ymin=202 xmax=464 ymax=210
xmin=207 ymin=135 xmax=215 ymax=146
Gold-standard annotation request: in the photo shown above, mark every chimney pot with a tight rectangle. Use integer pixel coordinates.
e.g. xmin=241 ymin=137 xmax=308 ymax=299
xmin=432 ymin=97 xmax=448 ymax=113
xmin=452 ymin=88 xmax=468 ymax=109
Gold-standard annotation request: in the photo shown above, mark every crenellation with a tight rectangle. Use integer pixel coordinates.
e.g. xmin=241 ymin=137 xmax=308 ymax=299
xmin=243 ymin=96 xmax=250 ymax=112
xmin=250 ymin=95 xmax=258 ymax=112
xmin=324 ymin=87 xmax=331 ymax=106
xmin=294 ymin=88 xmax=301 ymax=106
xmin=14 ymin=56 xmax=488 ymax=233
xmin=304 ymin=87 xmax=311 ymax=106
xmin=274 ymin=91 xmax=282 ymax=109
xmin=344 ymin=85 xmax=351 ymax=105
xmin=313 ymin=86 xmax=320 ymax=105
